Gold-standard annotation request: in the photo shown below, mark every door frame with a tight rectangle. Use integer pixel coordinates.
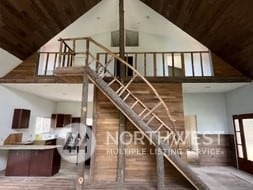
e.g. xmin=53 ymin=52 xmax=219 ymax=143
xmin=233 ymin=114 xmax=253 ymax=174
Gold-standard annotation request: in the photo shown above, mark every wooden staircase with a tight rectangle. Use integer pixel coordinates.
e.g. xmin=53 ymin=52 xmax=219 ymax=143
xmin=45 ymin=37 xmax=209 ymax=190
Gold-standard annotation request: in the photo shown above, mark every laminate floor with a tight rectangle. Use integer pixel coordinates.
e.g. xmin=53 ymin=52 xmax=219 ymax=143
xmin=1 ymin=162 xmax=253 ymax=190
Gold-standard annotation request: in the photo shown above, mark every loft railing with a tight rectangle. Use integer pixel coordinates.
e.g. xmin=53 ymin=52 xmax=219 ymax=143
xmin=97 ymin=51 xmax=213 ymax=78
xmin=37 ymin=42 xmax=213 ymax=77
xmin=37 ymin=39 xmax=75 ymax=76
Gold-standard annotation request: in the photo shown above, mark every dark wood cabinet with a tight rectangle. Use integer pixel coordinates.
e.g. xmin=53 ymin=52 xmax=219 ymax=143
xmin=5 ymin=148 xmax=61 ymax=176
xmin=29 ymin=149 xmax=61 ymax=176
xmin=5 ymin=150 xmax=31 ymax=176
xmin=51 ymin=114 xmax=72 ymax=128
xmin=11 ymin=109 xmax=31 ymax=129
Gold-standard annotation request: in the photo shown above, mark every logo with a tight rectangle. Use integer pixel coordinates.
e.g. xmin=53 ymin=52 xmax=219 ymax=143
xmin=56 ymin=123 xmax=96 ymax=164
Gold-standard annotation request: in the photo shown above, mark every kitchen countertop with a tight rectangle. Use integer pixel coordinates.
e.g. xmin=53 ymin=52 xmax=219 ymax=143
xmin=0 ymin=145 xmax=61 ymax=150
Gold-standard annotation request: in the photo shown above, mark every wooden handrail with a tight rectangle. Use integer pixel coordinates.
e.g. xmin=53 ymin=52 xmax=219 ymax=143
xmin=98 ymin=51 xmax=210 ymax=54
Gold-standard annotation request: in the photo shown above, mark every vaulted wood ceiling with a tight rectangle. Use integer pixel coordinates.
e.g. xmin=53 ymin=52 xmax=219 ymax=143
xmin=0 ymin=0 xmax=100 ymax=59
xmin=0 ymin=0 xmax=253 ymax=78
xmin=141 ymin=0 xmax=253 ymax=78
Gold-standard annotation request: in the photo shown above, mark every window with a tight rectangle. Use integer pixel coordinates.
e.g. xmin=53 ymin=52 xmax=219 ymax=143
xmin=35 ymin=117 xmax=51 ymax=134
xmin=111 ymin=30 xmax=139 ymax=47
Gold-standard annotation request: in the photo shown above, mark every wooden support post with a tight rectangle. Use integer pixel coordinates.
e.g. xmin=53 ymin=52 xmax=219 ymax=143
xmin=117 ymin=0 xmax=126 ymax=186
xmin=76 ymin=66 xmax=89 ymax=190
xmin=156 ymin=148 xmax=165 ymax=190
xmin=119 ymin=0 xmax=125 ymax=78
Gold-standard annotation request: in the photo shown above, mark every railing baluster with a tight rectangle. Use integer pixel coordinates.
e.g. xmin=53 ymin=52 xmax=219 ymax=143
xmin=86 ymin=39 xmax=90 ymax=66
xmin=181 ymin=53 xmax=185 ymax=77
xmin=96 ymin=53 xmax=100 ymax=74
xmin=135 ymin=53 xmax=137 ymax=70
xmin=154 ymin=53 xmax=157 ymax=77
xmin=67 ymin=50 xmax=70 ymax=67
xmin=144 ymin=53 xmax=147 ymax=77
xmin=58 ymin=40 xmax=63 ymax=67
xmin=125 ymin=53 xmax=128 ymax=77
xmin=62 ymin=45 xmax=67 ymax=67
xmin=73 ymin=39 xmax=76 ymax=52
xmin=172 ymin=53 xmax=175 ymax=77
xmin=44 ymin=52 xmax=49 ymax=76
xmin=162 ymin=53 xmax=165 ymax=77
xmin=200 ymin=53 xmax=204 ymax=77
xmin=53 ymin=53 xmax=58 ymax=70
xmin=191 ymin=52 xmax=195 ymax=77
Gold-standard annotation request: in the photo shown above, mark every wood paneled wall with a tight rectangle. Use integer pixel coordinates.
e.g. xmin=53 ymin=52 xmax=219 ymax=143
xmin=2 ymin=53 xmax=38 ymax=82
xmin=212 ymin=54 xmax=243 ymax=77
xmin=0 ymin=53 xmax=82 ymax=83
xmin=93 ymin=89 xmax=119 ymax=181
xmin=93 ymin=83 xmax=192 ymax=188
xmin=198 ymin=134 xmax=236 ymax=166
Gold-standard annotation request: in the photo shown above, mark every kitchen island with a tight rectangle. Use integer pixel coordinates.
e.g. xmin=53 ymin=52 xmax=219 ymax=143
xmin=0 ymin=145 xmax=62 ymax=176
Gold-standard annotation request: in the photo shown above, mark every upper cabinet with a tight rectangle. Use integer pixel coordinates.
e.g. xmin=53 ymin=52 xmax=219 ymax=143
xmin=11 ymin=109 xmax=31 ymax=129
xmin=51 ymin=114 xmax=72 ymax=128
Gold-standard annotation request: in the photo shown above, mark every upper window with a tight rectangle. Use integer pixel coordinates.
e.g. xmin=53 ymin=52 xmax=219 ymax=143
xmin=111 ymin=30 xmax=139 ymax=47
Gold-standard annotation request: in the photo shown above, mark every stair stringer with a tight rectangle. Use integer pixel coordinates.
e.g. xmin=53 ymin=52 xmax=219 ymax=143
xmin=87 ymin=67 xmax=209 ymax=190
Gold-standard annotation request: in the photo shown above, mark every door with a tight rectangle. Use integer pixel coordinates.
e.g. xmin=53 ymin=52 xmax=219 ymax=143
xmin=233 ymin=114 xmax=253 ymax=174
xmin=185 ymin=115 xmax=199 ymax=164
xmin=115 ymin=56 xmax=133 ymax=77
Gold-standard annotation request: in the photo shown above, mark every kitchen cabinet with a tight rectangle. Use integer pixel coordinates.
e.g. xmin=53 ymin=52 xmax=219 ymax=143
xmin=11 ymin=109 xmax=31 ymax=129
xmin=5 ymin=147 xmax=61 ymax=176
xmin=51 ymin=114 xmax=72 ymax=128
xmin=29 ymin=149 xmax=61 ymax=176
xmin=5 ymin=150 xmax=31 ymax=176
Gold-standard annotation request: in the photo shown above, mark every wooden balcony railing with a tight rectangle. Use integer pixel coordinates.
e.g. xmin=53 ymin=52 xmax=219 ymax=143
xmin=37 ymin=39 xmax=213 ymax=78
xmin=97 ymin=51 xmax=213 ymax=78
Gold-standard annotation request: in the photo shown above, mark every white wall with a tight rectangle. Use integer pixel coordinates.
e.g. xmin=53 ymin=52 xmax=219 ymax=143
xmin=0 ymin=48 xmax=21 ymax=77
xmin=0 ymin=85 xmax=56 ymax=170
xmin=225 ymin=83 xmax=253 ymax=134
xmin=41 ymin=0 xmax=207 ymax=52
xmin=183 ymin=93 xmax=229 ymax=134
xmin=56 ymin=102 xmax=81 ymax=118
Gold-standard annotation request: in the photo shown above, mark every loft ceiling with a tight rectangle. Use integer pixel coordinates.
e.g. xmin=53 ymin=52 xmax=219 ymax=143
xmin=0 ymin=0 xmax=253 ymax=78
xmin=141 ymin=0 xmax=253 ymax=78
xmin=0 ymin=0 xmax=100 ymax=59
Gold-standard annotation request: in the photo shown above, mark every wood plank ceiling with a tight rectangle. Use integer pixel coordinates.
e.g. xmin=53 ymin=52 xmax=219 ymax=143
xmin=0 ymin=0 xmax=101 ymax=59
xmin=141 ymin=0 xmax=253 ymax=78
xmin=0 ymin=0 xmax=253 ymax=78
